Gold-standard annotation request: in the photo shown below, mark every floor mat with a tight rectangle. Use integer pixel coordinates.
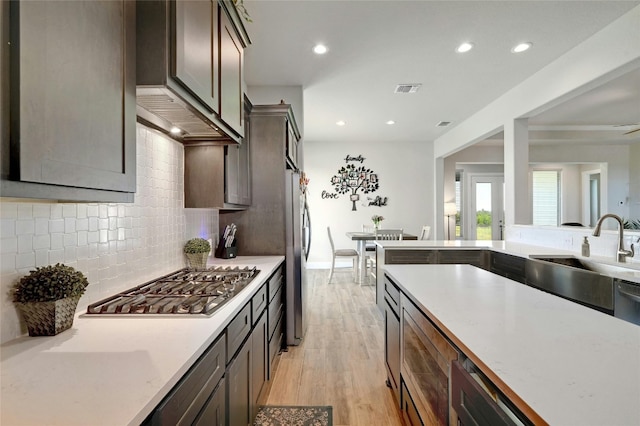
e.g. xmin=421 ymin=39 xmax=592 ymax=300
xmin=253 ymin=405 xmax=333 ymax=426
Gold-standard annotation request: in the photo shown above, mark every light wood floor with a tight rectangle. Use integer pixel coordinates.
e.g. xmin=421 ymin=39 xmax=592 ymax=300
xmin=265 ymin=268 xmax=404 ymax=426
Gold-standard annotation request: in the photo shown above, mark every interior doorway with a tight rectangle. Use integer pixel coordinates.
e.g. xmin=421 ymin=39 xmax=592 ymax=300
xmin=582 ymin=169 xmax=602 ymax=227
xmin=467 ymin=174 xmax=504 ymax=240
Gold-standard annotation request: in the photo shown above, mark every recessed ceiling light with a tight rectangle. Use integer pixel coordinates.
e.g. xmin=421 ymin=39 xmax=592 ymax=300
xmin=394 ymin=84 xmax=422 ymax=94
xmin=336 ymin=120 xmax=346 ymax=126
xmin=512 ymin=42 xmax=532 ymax=53
xmin=313 ymin=44 xmax=328 ymax=55
xmin=456 ymin=42 xmax=474 ymax=53
xmin=170 ymin=126 xmax=182 ymax=134
xmin=386 ymin=120 xmax=395 ymax=125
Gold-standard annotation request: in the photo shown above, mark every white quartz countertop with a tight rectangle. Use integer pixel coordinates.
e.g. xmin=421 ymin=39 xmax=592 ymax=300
xmin=385 ymin=264 xmax=640 ymax=425
xmin=1 ymin=256 xmax=284 ymax=426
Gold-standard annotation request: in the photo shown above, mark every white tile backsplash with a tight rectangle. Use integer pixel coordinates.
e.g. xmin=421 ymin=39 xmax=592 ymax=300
xmin=0 ymin=124 xmax=219 ymax=344
xmin=506 ymin=224 xmax=640 ymax=263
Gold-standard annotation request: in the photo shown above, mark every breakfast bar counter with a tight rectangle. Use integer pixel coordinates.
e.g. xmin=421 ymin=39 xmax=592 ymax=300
xmin=385 ymin=264 xmax=640 ymax=425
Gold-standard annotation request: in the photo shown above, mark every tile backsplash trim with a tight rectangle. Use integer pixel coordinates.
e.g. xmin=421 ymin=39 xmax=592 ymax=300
xmin=0 ymin=124 xmax=219 ymax=343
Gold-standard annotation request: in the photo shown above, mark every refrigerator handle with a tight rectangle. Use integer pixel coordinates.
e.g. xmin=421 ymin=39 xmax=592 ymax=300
xmin=304 ymin=200 xmax=311 ymax=261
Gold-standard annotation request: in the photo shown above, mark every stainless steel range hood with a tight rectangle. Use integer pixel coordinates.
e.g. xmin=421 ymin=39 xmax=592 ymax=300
xmin=136 ymin=87 xmax=230 ymax=143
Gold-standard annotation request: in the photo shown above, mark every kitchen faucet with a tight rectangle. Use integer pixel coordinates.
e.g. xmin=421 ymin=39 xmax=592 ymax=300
xmin=592 ymin=213 xmax=634 ymax=263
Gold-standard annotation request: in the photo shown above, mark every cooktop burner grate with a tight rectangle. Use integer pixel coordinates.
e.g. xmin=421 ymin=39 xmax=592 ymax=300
xmin=86 ymin=266 xmax=259 ymax=316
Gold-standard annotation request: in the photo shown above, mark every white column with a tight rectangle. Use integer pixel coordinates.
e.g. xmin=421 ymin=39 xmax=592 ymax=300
xmin=443 ymin=156 xmax=457 ymax=240
xmin=504 ymin=118 xmax=530 ymax=226
xmin=434 ymin=156 xmax=445 ymax=239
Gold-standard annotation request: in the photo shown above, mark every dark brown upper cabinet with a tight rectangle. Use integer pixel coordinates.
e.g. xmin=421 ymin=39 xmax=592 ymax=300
xmin=174 ymin=0 xmax=220 ymax=114
xmin=220 ymin=6 xmax=244 ymax=136
xmin=1 ymin=0 xmax=136 ymax=202
xmin=224 ymin=98 xmax=252 ymax=208
xmin=136 ymin=0 xmax=250 ymax=144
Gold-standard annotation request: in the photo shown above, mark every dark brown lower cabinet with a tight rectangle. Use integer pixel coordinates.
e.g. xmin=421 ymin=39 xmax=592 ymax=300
xmin=490 ymin=252 xmax=526 ymax=283
xmin=267 ymin=269 xmax=284 ymax=380
xmin=251 ymin=312 xmax=268 ymax=420
xmin=384 ymin=276 xmax=401 ymax=406
xmin=143 ymin=334 xmax=226 ymax=426
xmin=228 ymin=335 xmax=251 ymax=426
xmin=401 ymin=379 xmax=424 ymax=426
xmin=451 ymin=360 xmax=533 ymax=426
xmin=438 ymin=249 xmax=489 ymax=269
xmin=401 ymin=295 xmax=459 ymax=426
xmin=194 ymin=378 xmax=226 ymax=426
xmin=143 ymin=263 xmax=285 ymax=426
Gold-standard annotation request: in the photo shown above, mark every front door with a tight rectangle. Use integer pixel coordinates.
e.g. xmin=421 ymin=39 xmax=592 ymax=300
xmin=469 ymin=175 xmax=504 ymax=240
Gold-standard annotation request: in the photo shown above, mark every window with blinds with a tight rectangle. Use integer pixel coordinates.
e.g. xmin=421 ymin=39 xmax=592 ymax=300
xmin=532 ymin=170 xmax=560 ymax=226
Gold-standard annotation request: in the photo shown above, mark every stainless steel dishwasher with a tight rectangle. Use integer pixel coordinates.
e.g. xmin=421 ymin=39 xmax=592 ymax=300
xmin=614 ymin=279 xmax=640 ymax=325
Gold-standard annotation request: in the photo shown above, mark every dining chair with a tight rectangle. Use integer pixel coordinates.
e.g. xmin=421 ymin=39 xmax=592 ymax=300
xmin=419 ymin=225 xmax=431 ymax=240
xmin=374 ymin=229 xmax=404 ymax=240
xmin=362 ymin=224 xmax=377 ymax=251
xmin=327 ymin=226 xmax=359 ymax=283
xmin=362 ymin=224 xmax=376 ymax=282
xmin=363 ymin=229 xmax=403 ymax=283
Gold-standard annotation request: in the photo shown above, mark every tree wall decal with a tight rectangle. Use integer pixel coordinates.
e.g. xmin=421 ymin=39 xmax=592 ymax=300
xmin=330 ymin=163 xmax=379 ymax=211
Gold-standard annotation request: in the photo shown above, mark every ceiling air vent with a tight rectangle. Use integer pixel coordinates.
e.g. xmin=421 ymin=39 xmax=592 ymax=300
xmin=394 ymin=83 xmax=422 ymax=94
xmin=436 ymin=121 xmax=452 ymax=127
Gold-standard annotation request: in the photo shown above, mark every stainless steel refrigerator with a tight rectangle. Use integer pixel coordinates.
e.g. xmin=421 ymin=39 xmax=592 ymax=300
xmin=218 ymin=103 xmax=310 ymax=346
xmin=285 ymin=170 xmax=311 ymax=345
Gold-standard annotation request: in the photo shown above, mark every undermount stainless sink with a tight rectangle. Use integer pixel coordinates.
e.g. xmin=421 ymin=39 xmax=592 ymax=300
xmin=529 ymin=255 xmax=640 ymax=279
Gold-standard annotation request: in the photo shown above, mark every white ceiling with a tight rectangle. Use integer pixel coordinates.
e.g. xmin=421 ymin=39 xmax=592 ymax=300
xmin=243 ymin=1 xmax=640 ymax=146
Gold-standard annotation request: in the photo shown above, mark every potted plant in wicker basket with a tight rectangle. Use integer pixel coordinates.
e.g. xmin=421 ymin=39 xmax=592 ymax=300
xmin=184 ymin=238 xmax=211 ymax=269
xmin=11 ymin=263 xmax=89 ymax=336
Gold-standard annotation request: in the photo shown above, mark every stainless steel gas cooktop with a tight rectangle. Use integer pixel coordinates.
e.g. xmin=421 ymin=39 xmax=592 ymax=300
xmin=86 ymin=266 xmax=259 ymax=316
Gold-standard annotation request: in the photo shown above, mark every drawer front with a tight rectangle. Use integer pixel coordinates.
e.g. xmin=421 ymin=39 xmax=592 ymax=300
xmin=151 ymin=334 xmax=226 ymax=426
xmin=384 ymin=275 xmax=400 ymax=315
xmin=451 ymin=361 xmax=518 ymax=426
xmin=403 ymin=296 xmax=459 ymax=369
xmin=252 ymin=283 xmax=268 ymax=325
xmin=268 ymin=286 xmax=283 ymax=340
xmin=386 ymin=249 xmax=437 ymax=264
xmin=227 ymin=302 xmax=252 ymax=362
xmin=193 ymin=378 xmax=226 ymax=426
xmin=268 ymin=266 xmax=284 ymax=302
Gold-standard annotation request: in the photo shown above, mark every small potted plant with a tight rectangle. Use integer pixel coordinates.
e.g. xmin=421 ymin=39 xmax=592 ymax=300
xmin=184 ymin=237 xmax=211 ymax=269
xmin=12 ymin=263 xmax=89 ymax=336
xmin=371 ymin=214 xmax=385 ymax=230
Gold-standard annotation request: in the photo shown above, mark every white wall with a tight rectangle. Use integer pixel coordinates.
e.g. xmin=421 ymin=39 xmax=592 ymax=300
xmin=531 ymin=144 xmax=629 ymax=220
xmin=0 ymin=125 xmax=219 ymax=344
xmin=304 ymin=139 xmax=433 ymax=267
